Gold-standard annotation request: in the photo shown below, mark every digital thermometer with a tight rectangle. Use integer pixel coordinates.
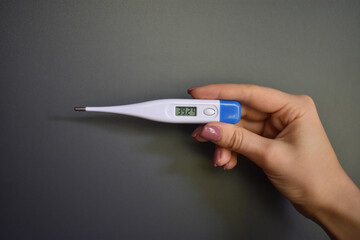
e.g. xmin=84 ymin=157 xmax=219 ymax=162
xmin=74 ymin=99 xmax=241 ymax=124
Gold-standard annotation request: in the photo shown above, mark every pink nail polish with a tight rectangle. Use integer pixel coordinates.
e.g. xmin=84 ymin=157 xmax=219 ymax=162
xmin=200 ymin=125 xmax=221 ymax=141
xmin=191 ymin=126 xmax=202 ymax=138
xmin=213 ymin=148 xmax=221 ymax=167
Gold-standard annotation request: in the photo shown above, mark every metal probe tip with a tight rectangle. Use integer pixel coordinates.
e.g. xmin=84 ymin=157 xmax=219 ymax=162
xmin=74 ymin=107 xmax=86 ymax=111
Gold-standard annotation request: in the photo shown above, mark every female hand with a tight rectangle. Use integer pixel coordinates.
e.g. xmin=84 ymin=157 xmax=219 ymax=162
xmin=189 ymin=84 xmax=360 ymax=239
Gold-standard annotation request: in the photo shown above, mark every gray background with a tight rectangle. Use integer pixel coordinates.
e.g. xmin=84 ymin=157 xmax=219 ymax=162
xmin=1 ymin=1 xmax=359 ymax=239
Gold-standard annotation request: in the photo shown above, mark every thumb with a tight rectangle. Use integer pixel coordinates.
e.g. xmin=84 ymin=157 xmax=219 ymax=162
xmin=199 ymin=122 xmax=274 ymax=168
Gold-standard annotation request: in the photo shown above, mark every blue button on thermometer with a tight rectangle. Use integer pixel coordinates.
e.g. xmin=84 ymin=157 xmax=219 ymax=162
xmin=74 ymin=99 xmax=241 ymax=124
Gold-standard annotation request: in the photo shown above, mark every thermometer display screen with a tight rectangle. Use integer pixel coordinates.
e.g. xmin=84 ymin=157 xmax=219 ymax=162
xmin=175 ymin=106 xmax=197 ymax=116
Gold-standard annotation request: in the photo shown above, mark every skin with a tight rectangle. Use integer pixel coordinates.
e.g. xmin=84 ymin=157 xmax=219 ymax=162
xmin=189 ymin=84 xmax=360 ymax=240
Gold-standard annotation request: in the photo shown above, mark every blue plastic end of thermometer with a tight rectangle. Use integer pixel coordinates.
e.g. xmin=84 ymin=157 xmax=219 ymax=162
xmin=219 ymin=100 xmax=241 ymax=124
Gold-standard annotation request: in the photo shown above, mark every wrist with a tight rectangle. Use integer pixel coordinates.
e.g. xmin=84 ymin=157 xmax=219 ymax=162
xmin=310 ymin=172 xmax=360 ymax=239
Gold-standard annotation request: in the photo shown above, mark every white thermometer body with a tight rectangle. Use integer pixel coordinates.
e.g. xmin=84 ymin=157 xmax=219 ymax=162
xmin=75 ymin=99 xmax=241 ymax=124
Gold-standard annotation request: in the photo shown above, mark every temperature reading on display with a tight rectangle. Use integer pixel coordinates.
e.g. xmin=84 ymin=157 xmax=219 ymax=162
xmin=175 ymin=106 xmax=197 ymax=116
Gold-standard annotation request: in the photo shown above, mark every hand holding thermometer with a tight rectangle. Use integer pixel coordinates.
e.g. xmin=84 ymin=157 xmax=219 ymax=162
xmin=74 ymin=99 xmax=241 ymax=124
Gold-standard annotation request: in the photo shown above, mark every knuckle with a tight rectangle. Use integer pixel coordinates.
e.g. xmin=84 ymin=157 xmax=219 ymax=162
xmin=261 ymin=143 xmax=279 ymax=169
xmin=298 ymin=94 xmax=315 ymax=107
xmin=228 ymin=127 xmax=245 ymax=151
xmin=244 ymin=83 xmax=257 ymax=91
xmin=224 ymin=159 xmax=237 ymax=170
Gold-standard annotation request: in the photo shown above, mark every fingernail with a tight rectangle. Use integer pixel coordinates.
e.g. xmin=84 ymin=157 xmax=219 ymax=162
xmin=213 ymin=149 xmax=221 ymax=167
xmin=187 ymin=86 xmax=199 ymax=94
xmin=191 ymin=131 xmax=198 ymax=138
xmin=200 ymin=125 xmax=221 ymax=141
xmin=191 ymin=126 xmax=202 ymax=138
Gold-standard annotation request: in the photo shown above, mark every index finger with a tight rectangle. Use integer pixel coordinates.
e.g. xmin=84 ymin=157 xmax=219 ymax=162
xmin=188 ymin=84 xmax=291 ymax=113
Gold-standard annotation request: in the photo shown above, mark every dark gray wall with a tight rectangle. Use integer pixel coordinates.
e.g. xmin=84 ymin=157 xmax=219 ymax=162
xmin=1 ymin=1 xmax=359 ymax=239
